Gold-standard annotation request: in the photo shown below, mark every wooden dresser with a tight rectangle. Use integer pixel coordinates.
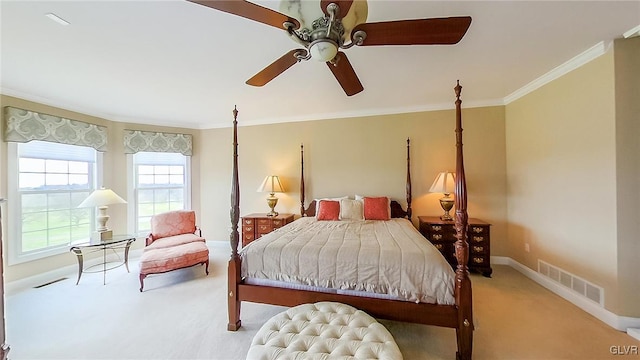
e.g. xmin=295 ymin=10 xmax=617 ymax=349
xmin=241 ymin=213 xmax=294 ymax=247
xmin=418 ymin=216 xmax=492 ymax=277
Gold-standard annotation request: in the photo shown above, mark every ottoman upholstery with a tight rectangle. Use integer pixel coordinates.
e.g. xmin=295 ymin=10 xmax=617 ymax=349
xmin=247 ymin=302 xmax=403 ymax=360
xmin=139 ymin=241 xmax=209 ymax=291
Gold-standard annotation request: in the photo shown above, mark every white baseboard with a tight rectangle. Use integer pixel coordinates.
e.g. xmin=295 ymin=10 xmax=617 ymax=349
xmin=491 ymin=256 xmax=640 ymax=333
xmin=628 ymin=328 xmax=640 ymax=341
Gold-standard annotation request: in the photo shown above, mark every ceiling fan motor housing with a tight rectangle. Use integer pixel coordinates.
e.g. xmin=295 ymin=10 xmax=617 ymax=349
xmin=280 ymin=0 xmax=369 ymax=61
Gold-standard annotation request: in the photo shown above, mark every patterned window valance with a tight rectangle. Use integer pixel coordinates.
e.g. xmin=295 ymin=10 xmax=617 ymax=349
xmin=123 ymin=130 xmax=192 ymax=156
xmin=3 ymin=106 xmax=108 ymax=151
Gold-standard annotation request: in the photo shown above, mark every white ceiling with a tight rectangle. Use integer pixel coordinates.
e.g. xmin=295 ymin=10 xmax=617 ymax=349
xmin=1 ymin=1 xmax=638 ymax=129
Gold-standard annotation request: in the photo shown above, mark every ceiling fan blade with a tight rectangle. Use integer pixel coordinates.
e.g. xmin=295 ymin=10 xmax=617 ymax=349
xmin=326 ymin=52 xmax=363 ymax=96
xmin=353 ymin=17 xmax=472 ymax=46
xmin=320 ymin=0 xmax=353 ymax=18
xmin=189 ymin=0 xmax=300 ymax=31
xmin=246 ymin=49 xmax=302 ymax=87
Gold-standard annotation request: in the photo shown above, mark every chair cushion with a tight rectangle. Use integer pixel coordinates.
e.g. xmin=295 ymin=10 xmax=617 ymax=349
xmin=139 ymin=241 xmax=209 ymax=275
xmin=247 ymin=302 xmax=403 ymax=360
xmin=150 ymin=210 xmax=197 ymax=239
xmin=145 ymin=233 xmax=205 ymax=250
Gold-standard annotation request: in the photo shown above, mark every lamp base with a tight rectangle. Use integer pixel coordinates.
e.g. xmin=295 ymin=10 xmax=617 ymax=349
xmin=92 ymin=230 xmax=113 ymax=241
xmin=266 ymin=194 xmax=279 ymax=217
xmin=439 ymin=195 xmax=454 ymax=222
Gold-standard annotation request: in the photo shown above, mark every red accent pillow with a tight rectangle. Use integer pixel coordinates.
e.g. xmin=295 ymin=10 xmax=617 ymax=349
xmin=317 ymin=200 xmax=340 ymax=221
xmin=363 ymin=197 xmax=390 ymax=220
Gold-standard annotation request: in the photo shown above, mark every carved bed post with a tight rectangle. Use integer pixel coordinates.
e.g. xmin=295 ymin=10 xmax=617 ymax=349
xmin=406 ymin=138 xmax=412 ymax=220
xmin=453 ymin=81 xmax=473 ymax=360
xmin=228 ymin=106 xmax=241 ymax=331
xmin=300 ymin=144 xmax=305 ymax=216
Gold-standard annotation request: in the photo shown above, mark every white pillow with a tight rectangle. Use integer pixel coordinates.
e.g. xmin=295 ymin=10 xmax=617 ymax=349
xmin=339 ymin=198 xmax=364 ymax=220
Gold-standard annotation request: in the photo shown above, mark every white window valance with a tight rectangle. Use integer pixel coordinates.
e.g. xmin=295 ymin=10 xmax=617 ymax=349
xmin=3 ymin=106 xmax=108 ymax=152
xmin=123 ymin=129 xmax=192 ymax=156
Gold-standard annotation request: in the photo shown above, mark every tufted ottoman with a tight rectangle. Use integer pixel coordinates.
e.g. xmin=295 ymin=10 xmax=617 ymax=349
xmin=247 ymin=302 xmax=403 ymax=360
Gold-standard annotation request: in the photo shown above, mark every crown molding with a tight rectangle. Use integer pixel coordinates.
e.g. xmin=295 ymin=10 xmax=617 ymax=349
xmin=503 ymin=41 xmax=612 ymax=104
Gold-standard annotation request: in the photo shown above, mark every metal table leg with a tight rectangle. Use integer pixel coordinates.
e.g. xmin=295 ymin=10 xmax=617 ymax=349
xmin=70 ymin=247 xmax=83 ymax=285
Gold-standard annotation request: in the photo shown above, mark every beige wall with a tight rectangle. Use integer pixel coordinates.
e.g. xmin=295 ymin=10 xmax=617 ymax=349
xmin=505 ymin=40 xmax=639 ymax=317
xmin=613 ymin=37 xmax=640 ymax=316
xmin=200 ymin=106 xmax=508 ymax=256
xmin=0 ymin=95 xmax=201 ymax=282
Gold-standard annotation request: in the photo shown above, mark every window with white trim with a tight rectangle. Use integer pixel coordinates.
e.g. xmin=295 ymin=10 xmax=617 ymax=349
xmin=7 ymin=140 xmax=99 ymax=264
xmin=131 ymin=152 xmax=190 ymax=236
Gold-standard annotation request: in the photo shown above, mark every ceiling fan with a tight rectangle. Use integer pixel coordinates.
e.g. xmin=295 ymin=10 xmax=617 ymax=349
xmin=189 ymin=0 xmax=472 ymax=96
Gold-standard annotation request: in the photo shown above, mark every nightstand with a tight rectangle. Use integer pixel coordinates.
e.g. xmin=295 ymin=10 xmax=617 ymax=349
xmin=241 ymin=213 xmax=294 ymax=247
xmin=418 ymin=216 xmax=492 ymax=277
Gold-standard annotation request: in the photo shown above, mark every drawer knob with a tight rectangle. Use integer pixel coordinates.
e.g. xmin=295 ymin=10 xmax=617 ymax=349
xmin=434 ymin=244 xmax=443 ymax=250
xmin=432 ymin=225 xmax=442 ymax=231
xmin=473 ymin=236 xmax=484 ymax=242
xmin=472 ymin=227 xmax=484 ymax=233
xmin=244 ymin=226 xmax=253 ymax=232
xmin=473 ymin=246 xmax=484 ymax=252
xmin=433 ymin=234 xmax=443 ymax=240
xmin=473 ymin=257 xmax=484 ymax=264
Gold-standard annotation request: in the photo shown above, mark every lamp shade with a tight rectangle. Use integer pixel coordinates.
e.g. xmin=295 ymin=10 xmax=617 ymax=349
xmin=429 ymin=172 xmax=456 ymax=195
xmin=257 ymin=175 xmax=285 ymax=194
xmin=78 ymin=188 xmax=127 ymax=208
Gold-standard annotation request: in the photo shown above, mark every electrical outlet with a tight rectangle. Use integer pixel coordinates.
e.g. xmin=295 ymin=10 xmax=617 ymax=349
xmin=525 ymin=243 xmax=530 ymax=252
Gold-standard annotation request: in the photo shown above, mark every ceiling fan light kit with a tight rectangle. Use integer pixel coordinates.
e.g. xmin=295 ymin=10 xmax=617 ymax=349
xmin=190 ymin=0 xmax=471 ymax=96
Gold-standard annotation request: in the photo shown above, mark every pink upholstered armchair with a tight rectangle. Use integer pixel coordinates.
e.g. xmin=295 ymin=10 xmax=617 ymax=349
xmin=145 ymin=210 xmax=203 ymax=248
xmin=139 ymin=210 xmax=209 ymax=291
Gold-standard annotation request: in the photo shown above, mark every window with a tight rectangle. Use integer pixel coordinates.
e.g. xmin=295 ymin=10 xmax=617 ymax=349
xmin=130 ymin=152 xmax=190 ymax=235
xmin=8 ymin=141 xmax=99 ymax=264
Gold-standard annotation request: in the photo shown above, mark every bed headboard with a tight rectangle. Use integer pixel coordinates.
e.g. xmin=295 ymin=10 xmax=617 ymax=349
xmin=299 ymin=138 xmax=412 ymax=219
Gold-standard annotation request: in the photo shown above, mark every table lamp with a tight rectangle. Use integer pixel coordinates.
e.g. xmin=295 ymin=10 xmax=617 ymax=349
xmin=257 ymin=175 xmax=285 ymax=217
xmin=429 ymin=172 xmax=456 ymax=221
xmin=78 ymin=187 xmax=127 ymax=240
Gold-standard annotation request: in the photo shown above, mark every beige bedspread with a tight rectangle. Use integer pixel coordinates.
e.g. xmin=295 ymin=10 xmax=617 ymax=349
xmin=241 ymin=217 xmax=456 ymax=305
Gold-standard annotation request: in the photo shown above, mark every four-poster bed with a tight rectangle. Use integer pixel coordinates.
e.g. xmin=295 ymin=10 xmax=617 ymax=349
xmin=227 ymin=82 xmax=473 ymax=360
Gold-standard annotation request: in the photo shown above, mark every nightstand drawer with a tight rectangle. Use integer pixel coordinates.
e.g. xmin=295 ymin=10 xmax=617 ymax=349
xmin=428 ymin=233 xmax=456 ymax=242
xmin=470 ymin=225 xmax=488 ymax=235
xmin=470 ymin=256 xmax=488 ymax=265
xmin=471 ymin=244 xmax=488 ymax=254
xmin=243 ymin=218 xmax=254 ymax=226
xmin=470 ymin=235 xmax=488 ymax=244
xmin=257 ymin=224 xmax=272 ymax=234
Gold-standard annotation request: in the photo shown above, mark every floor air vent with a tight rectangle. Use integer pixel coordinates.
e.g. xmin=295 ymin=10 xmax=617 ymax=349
xmin=34 ymin=277 xmax=68 ymax=288
xmin=538 ymin=260 xmax=604 ymax=306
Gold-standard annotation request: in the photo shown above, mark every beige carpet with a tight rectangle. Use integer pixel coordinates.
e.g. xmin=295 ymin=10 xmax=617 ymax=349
xmin=6 ymin=241 xmax=638 ymax=359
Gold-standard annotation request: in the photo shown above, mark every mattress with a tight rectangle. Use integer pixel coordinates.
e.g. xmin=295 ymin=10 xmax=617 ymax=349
xmin=241 ymin=217 xmax=456 ymax=305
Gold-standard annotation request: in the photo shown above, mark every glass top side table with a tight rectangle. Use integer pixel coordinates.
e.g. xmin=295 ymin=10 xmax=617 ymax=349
xmin=70 ymin=234 xmax=136 ymax=285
